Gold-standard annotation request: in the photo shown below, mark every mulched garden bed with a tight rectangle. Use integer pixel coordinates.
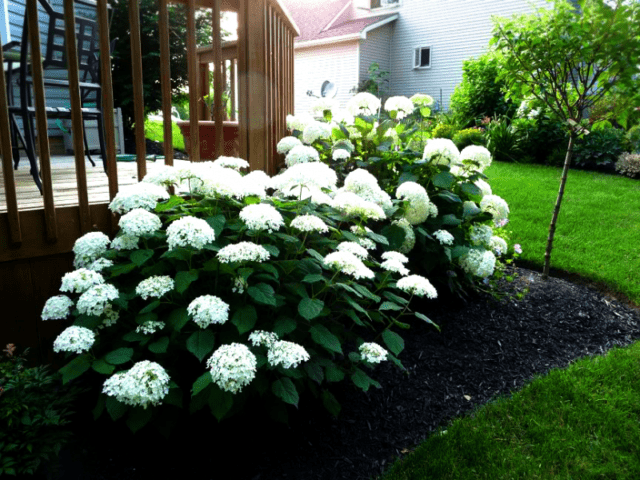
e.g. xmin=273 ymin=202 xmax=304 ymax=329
xmin=43 ymin=265 xmax=640 ymax=480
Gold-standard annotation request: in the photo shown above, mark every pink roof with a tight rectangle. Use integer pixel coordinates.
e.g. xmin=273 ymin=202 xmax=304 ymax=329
xmin=280 ymin=0 xmax=397 ymax=43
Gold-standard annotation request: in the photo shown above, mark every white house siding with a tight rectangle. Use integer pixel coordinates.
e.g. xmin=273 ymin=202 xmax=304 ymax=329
xmin=294 ymin=39 xmax=360 ymax=116
xmin=387 ymin=0 xmax=550 ymax=111
xmin=358 ymin=22 xmax=394 ymax=87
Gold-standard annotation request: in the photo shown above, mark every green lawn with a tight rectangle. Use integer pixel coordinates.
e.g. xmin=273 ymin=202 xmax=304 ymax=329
xmin=144 ymin=118 xmax=186 ymax=152
xmin=379 ymin=162 xmax=640 ymax=480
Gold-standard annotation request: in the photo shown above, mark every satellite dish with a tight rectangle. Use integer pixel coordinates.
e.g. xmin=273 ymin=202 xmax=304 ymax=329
xmin=320 ymin=80 xmax=338 ymax=98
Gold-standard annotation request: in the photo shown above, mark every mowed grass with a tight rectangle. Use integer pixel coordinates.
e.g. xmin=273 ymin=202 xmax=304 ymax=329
xmin=144 ymin=118 xmax=186 ymax=152
xmin=483 ymin=162 xmax=640 ymax=305
xmin=380 ymin=341 xmax=640 ymax=480
xmin=378 ymin=162 xmax=640 ymax=480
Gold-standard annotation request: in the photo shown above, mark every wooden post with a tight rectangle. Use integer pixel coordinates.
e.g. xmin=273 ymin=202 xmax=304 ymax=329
xmin=26 ymin=0 xmax=57 ymax=243
xmin=129 ymin=0 xmax=147 ymax=179
xmin=230 ymin=59 xmax=236 ymax=121
xmin=159 ymin=0 xmax=173 ymax=165
xmin=186 ymin=0 xmax=200 ymax=162
xmin=63 ymin=0 xmax=91 ymax=234
xmin=212 ymin=0 xmax=223 ymax=158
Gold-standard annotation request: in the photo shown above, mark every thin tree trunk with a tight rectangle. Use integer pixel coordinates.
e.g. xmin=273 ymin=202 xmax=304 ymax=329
xmin=542 ymin=132 xmax=575 ymax=280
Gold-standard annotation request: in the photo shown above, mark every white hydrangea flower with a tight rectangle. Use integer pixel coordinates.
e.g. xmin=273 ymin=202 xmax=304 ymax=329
xmin=460 ymin=146 xmax=492 ymax=172
xmin=60 ymin=269 xmax=105 ymax=294
xmin=460 ymin=249 xmax=496 ymax=278
xmin=396 ymin=181 xmax=434 ymax=225
xmin=77 ymin=284 xmax=119 ymax=317
xmin=480 ymin=195 xmax=510 ymax=223
xmin=286 ymin=113 xmax=314 ymax=132
xmin=187 ymin=295 xmax=230 ymax=328
xmin=109 ymin=183 xmax=169 ymax=214
xmin=302 ymin=121 xmax=332 ymax=145
xmin=351 ymin=225 xmax=372 ymax=236
xmin=384 ymin=96 xmax=415 ymax=119
xmin=332 ymin=192 xmax=386 ymax=221
xmin=332 ymin=149 xmax=351 ymax=161
xmin=268 ymin=341 xmax=310 ymax=369
xmin=393 ymin=218 xmax=416 ymax=254
xmin=110 ymin=234 xmax=140 ymax=251
xmin=99 ymin=305 xmax=120 ymax=329
xmin=166 ymin=216 xmax=216 ymax=250
xmin=324 ymin=251 xmax=374 ymax=280
xmin=190 ymin=165 xmax=246 ymax=199
xmin=87 ymin=258 xmax=114 ymax=273
xmin=290 ymin=214 xmax=329 ymax=234
xmin=410 ymin=93 xmax=434 ymax=107
xmin=421 ymin=138 xmax=461 ymax=166
xmin=463 ymin=201 xmax=482 ymax=218
xmin=73 ymin=232 xmax=110 ymax=269
xmin=142 ymin=165 xmax=180 ymax=187
xmin=207 ymin=343 xmax=257 ymax=394
xmin=336 ymin=242 xmax=369 ymax=260
xmin=396 ymin=275 xmax=438 ymax=299
xmin=135 ymin=320 xmax=166 ymax=335
xmin=212 ymin=156 xmax=250 ymax=171
xmin=474 ymin=179 xmax=493 ymax=197
xmin=346 ymin=225 xmax=377 ymax=250
xmin=381 ymin=251 xmax=409 ymax=264
xmin=277 ymin=184 xmax=333 ymax=206
xmin=244 ymin=170 xmax=272 ymax=191
xmin=332 ymin=109 xmax=355 ymax=125
xmin=346 ymin=92 xmax=381 ymax=116
xmin=380 ymin=259 xmax=409 ymax=276
xmin=450 ymin=164 xmax=469 ymax=178
xmin=470 ymin=224 xmax=493 ymax=247
xmin=248 ymin=330 xmax=279 ymax=348
xmin=102 ymin=360 xmax=170 ymax=409
xmin=272 ymin=161 xmax=338 ymax=193
xmin=343 ymin=169 xmax=393 ymax=215
xmin=119 ymin=208 xmax=162 ymax=237
xmin=433 ymin=229 xmax=454 ymax=246
xmin=42 ymin=295 xmax=74 ymax=320
xmin=277 ymin=136 xmax=303 ymax=155
xmin=285 ymin=145 xmax=320 ymax=167
xmin=136 ymin=276 xmax=174 ymax=300
xmin=239 ymin=203 xmax=285 ymax=233
xmin=359 ymin=342 xmax=388 ymax=363
xmin=355 ymin=236 xmax=376 ymax=250
xmin=217 ymin=242 xmax=271 ymax=263
xmin=53 ymin=326 xmax=95 ymax=354
xmin=489 ymin=236 xmax=508 ymax=256
xmin=309 ymin=97 xmax=339 ymax=118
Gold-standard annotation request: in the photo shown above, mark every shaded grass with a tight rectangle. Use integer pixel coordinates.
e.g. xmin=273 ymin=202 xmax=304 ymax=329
xmin=144 ymin=118 xmax=186 ymax=152
xmin=381 ymin=341 xmax=640 ymax=480
xmin=483 ymin=162 xmax=640 ymax=305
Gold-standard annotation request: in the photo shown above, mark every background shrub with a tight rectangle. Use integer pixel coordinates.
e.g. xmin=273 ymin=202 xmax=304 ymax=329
xmin=512 ymin=116 xmax=567 ymax=164
xmin=615 ymin=152 xmax=640 ymax=178
xmin=452 ymin=127 xmax=486 ymax=150
xmin=483 ymin=116 xmax=524 ymax=163
xmin=431 ymin=123 xmax=458 ymax=140
xmin=572 ymin=127 xmax=626 ymax=172
xmin=626 ymin=125 xmax=640 ymax=153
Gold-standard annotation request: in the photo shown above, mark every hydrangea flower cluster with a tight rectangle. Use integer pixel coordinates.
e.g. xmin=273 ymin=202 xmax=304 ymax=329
xmin=272 ymin=161 xmax=337 ymax=194
xmin=341 ymin=169 xmax=393 ymax=215
xmin=410 ymin=93 xmax=434 ymax=107
xmin=239 ymin=203 xmax=285 ymax=233
xmin=332 ymin=149 xmax=351 ymax=161
xmin=136 ymin=321 xmax=166 ymax=335
xmin=332 ymin=192 xmax=386 ymax=221
xmin=433 ymin=230 xmax=454 ymax=245
xmin=88 ymin=258 xmax=114 ymax=273
xmin=381 ymin=251 xmax=409 ymax=264
xmin=191 ymin=165 xmax=248 ymax=199
xmin=480 ymin=195 xmax=510 ymax=223
xmin=285 ymin=145 xmax=321 ymax=167
xmin=324 ymin=251 xmax=374 ymax=280
xmin=290 ymin=214 xmax=329 ymax=234
xmin=350 ymin=225 xmax=376 ymax=250
xmin=396 ymin=181 xmax=437 ymax=225
xmin=393 ymin=218 xmax=416 ymax=254
xmin=213 ymin=156 xmax=250 ymax=171
xmin=217 ymin=242 xmax=271 ymax=263
xmin=53 ymin=326 xmax=95 ymax=354
xmin=77 ymin=284 xmax=119 ymax=316
xmin=460 ymin=145 xmax=492 ymax=172
xmin=109 ymin=183 xmax=169 ymax=214
xmin=489 ymin=236 xmax=508 ymax=256
xmin=276 ymin=136 xmax=303 ymax=155
xmin=397 ymin=275 xmax=438 ymax=298
xmin=41 ymin=295 xmax=75 ymax=320
xmin=102 ymin=361 xmax=170 ymax=409
xmin=380 ymin=259 xmax=409 ymax=276
xmin=267 ymin=340 xmax=310 ymax=369
xmin=359 ymin=342 xmax=388 ymax=363
xmin=463 ymin=201 xmax=482 ymax=218
xmin=421 ymin=138 xmax=461 ymax=166
xmin=286 ymin=113 xmax=314 ymax=132
xmin=119 ymin=209 xmax=162 ymax=237
xmin=110 ymin=234 xmax=139 ymax=251
xmin=207 ymin=343 xmax=257 ymax=394
xmin=187 ymin=295 xmax=230 ymax=328
xmin=166 ymin=216 xmax=216 ymax=250
xmin=384 ymin=96 xmax=415 ymax=119
xmin=136 ymin=276 xmax=174 ymax=300
xmin=72 ymin=232 xmax=110 ymax=269
xmin=336 ymin=241 xmax=369 ymax=260
xmin=60 ymin=269 xmax=104 ymax=294
xmin=309 ymin=97 xmax=339 ymax=118
xmin=474 ymin=179 xmax=492 ymax=197
xmin=248 ymin=330 xmax=279 ymax=348
xmin=302 ymin=122 xmax=332 ymax=145
xmin=470 ymin=224 xmax=493 ymax=247
xmin=459 ymin=249 xmax=497 ymax=278
xmin=346 ymin=92 xmax=381 ymax=116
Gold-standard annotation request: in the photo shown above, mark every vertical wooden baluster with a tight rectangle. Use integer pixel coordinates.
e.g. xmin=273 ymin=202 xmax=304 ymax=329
xmin=63 ymin=0 xmax=91 ymax=233
xmin=221 ymin=59 xmax=227 ymax=120
xmin=265 ymin=5 xmax=272 ymax=173
xmin=27 ymin=0 xmax=57 ymax=242
xmin=277 ymin=16 xmax=283 ymax=161
xmin=289 ymin=30 xmax=294 ymax=115
xmin=97 ymin=0 xmax=118 ymax=233
xmin=0 ymin=46 xmax=22 ymax=244
xmin=200 ymin=61 xmax=210 ymax=121
xmin=129 ymin=0 xmax=146 ymax=179
xmin=186 ymin=0 xmax=199 ymax=162
xmin=212 ymin=0 xmax=223 ymax=159
xmin=237 ymin=0 xmax=247 ymax=162
xmin=159 ymin=0 xmax=173 ymax=166
xmin=230 ymin=58 xmax=236 ymax=121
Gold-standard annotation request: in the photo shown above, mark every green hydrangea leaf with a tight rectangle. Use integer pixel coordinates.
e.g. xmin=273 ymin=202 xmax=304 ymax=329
xmin=325 ymin=363 xmax=345 ymax=382
xmin=105 ymin=348 xmax=134 ymax=365
xmin=139 ymin=300 xmax=161 ymax=314
xmin=414 ymin=311 xmax=440 ymax=331
xmin=208 ymin=386 xmax=234 ymax=421
xmin=351 ymin=368 xmax=381 ymax=392
xmin=304 ymin=361 xmax=324 ymax=384
xmin=186 ymin=330 xmax=215 ymax=363
xmin=126 ymin=407 xmax=153 ymax=433
xmin=379 ymin=301 xmax=403 ymax=311
xmin=231 ymin=304 xmax=258 ymax=335
xmin=247 ymin=283 xmax=277 ymax=306
xmin=167 ymin=307 xmax=189 ymax=332
xmin=205 ymin=214 xmax=226 ymax=238
xmin=382 ymin=330 xmax=404 ymax=356
xmin=321 ymin=389 xmax=341 ymax=418
xmin=274 ymin=316 xmax=297 ymax=336
xmin=105 ymin=396 xmax=128 ymax=421
xmin=92 ymin=358 xmax=115 ymax=375
xmin=59 ymin=354 xmax=92 ymax=384
xmin=310 ymin=325 xmax=343 ymax=354
xmin=262 ymin=244 xmax=280 ymax=258
xmin=175 ymin=269 xmax=199 ymax=294
xmin=298 ymin=298 xmax=325 ymax=321
xmin=192 ymin=371 xmax=213 ymax=397
xmin=272 ymin=377 xmax=299 ymax=407
xmin=148 ymin=336 xmax=170 ymax=354
xmin=130 ymin=249 xmax=154 ymax=266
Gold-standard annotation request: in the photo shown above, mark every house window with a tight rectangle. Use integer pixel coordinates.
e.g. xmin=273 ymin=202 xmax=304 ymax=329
xmin=414 ymin=46 xmax=431 ymax=69
xmin=0 ymin=1 xmax=10 ymax=45
xmin=371 ymin=0 xmax=401 ymax=9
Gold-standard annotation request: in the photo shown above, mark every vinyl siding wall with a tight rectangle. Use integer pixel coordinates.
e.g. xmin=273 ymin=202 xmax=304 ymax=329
xmin=294 ymin=39 xmax=360 ymax=115
xmin=358 ymin=22 xmax=393 ymax=90
xmin=387 ymin=0 xmax=550 ymax=111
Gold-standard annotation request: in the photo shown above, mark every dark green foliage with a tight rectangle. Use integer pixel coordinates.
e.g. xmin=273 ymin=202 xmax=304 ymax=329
xmin=0 ymin=345 xmax=87 ymax=477
xmin=626 ymin=125 xmax=640 ymax=153
xmin=431 ymin=123 xmax=458 ymax=140
xmin=483 ymin=116 xmax=524 ymax=163
xmin=511 ymin=116 xmax=568 ymax=165
xmin=572 ymin=127 xmax=626 ymax=171
xmin=452 ymin=127 xmax=486 ymax=150
xmin=350 ymin=62 xmax=390 ymax=99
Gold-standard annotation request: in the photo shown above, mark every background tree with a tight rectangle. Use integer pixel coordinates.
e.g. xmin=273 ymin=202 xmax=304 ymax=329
xmin=109 ymin=0 xmax=231 ymax=129
xmin=491 ymin=0 xmax=640 ymax=280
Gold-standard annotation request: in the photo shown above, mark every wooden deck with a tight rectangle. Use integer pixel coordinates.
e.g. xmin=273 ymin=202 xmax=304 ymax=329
xmin=0 ymin=156 xmax=192 ymax=213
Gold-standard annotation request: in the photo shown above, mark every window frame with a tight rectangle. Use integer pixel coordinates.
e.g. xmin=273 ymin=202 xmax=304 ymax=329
xmin=413 ymin=46 xmax=432 ymax=69
xmin=371 ymin=0 xmax=402 ymax=10
xmin=0 ymin=0 xmax=11 ymax=45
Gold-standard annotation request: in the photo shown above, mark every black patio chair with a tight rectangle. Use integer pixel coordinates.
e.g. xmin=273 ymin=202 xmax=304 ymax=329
xmin=8 ymin=0 xmax=113 ymax=193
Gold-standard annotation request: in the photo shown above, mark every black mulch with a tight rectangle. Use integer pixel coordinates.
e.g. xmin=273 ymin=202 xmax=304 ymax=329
xmin=42 ymin=265 xmax=640 ymax=480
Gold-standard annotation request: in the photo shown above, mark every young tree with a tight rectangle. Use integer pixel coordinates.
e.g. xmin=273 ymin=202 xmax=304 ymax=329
xmin=491 ymin=0 xmax=640 ymax=279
